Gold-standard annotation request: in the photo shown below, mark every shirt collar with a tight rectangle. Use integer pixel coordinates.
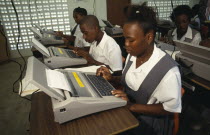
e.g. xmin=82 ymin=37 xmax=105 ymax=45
xmin=184 ymin=26 xmax=192 ymax=39
xmin=95 ymin=32 xmax=107 ymax=49
xmin=172 ymin=28 xmax=177 ymax=36
xmin=130 ymin=44 xmax=159 ymax=73
xmin=172 ymin=26 xmax=192 ymax=39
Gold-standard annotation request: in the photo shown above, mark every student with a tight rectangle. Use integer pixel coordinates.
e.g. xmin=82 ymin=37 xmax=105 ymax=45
xmin=75 ymin=15 xmax=123 ymax=74
xmin=190 ymin=4 xmax=201 ymax=30
xmin=168 ymin=5 xmax=201 ymax=45
xmin=97 ymin=4 xmax=182 ymax=135
xmin=56 ymin=7 xmax=90 ymax=49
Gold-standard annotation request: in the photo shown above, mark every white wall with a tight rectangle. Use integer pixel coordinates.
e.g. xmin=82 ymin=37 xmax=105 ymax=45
xmin=67 ymin=0 xmax=107 ymax=28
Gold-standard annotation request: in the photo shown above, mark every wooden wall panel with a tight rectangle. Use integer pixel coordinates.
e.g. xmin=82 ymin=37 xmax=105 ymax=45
xmin=107 ymin=0 xmax=131 ymax=27
xmin=0 ymin=26 xmax=9 ymax=62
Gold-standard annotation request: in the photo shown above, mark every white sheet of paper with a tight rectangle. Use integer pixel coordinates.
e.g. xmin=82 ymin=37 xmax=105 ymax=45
xmin=64 ymin=65 xmax=113 ymax=74
xmin=45 ymin=69 xmax=71 ymax=91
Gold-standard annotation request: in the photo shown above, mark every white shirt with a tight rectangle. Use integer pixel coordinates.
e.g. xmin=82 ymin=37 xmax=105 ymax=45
xmin=71 ymin=24 xmax=90 ymax=47
xmin=89 ymin=32 xmax=123 ymax=71
xmin=124 ymin=45 xmax=182 ymax=113
xmin=172 ymin=26 xmax=201 ymax=45
xmin=190 ymin=15 xmax=201 ymax=30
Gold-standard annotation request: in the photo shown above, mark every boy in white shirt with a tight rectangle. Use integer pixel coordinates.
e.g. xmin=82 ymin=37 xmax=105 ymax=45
xmin=75 ymin=15 xmax=123 ymax=74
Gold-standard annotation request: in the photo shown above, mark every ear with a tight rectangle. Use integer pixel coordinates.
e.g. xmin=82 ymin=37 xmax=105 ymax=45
xmin=94 ymin=25 xmax=99 ymax=32
xmin=146 ymin=30 xmax=154 ymax=45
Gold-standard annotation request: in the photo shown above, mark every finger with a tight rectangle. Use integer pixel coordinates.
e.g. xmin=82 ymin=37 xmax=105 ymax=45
xmin=96 ymin=66 xmax=107 ymax=76
xmin=121 ymin=97 xmax=129 ymax=101
xmin=96 ymin=68 xmax=103 ymax=76
xmin=111 ymin=90 xmax=125 ymax=94
xmin=101 ymin=66 xmax=108 ymax=71
xmin=113 ymin=93 xmax=127 ymax=97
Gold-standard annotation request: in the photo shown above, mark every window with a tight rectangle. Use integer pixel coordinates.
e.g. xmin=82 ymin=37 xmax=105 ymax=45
xmin=0 ymin=0 xmax=71 ymax=50
xmin=148 ymin=0 xmax=189 ymax=20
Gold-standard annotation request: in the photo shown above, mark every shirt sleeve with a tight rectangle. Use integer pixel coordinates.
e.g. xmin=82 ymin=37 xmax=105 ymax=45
xmin=105 ymin=41 xmax=123 ymax=71
xmin=155 ymin=66 xmax=182 ymax=113
xmin=191 ymin=32 xmax=202 ymax=45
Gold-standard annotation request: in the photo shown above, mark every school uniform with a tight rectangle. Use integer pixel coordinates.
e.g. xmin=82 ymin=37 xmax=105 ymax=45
xmin=121 ymin=45 xmax=182 ymax=135
xmin=71 ymin=24 xmax=90 ymax=47
xmin=168 ymin=26 xmax=201 ymax=45
xmin=89 ymin=32 xmax=123 ymax=71
xmin=190 ymin=15 xmax=201 ymax=30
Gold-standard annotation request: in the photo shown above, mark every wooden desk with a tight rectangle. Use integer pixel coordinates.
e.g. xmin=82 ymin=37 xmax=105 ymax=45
xmin=30 ymin=92 xmax=139 ymax=135
xmin=184 ymin=73 xmax=210 ymax=91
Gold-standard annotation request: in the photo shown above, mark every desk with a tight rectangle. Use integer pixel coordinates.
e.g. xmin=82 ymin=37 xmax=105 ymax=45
xmin=30 ymin=92 xmax=139 ymax=135
xmin=183 ymin=73 xmax=210 ymax=91
xmin=182 ymin=73 xmax=210 ymax=108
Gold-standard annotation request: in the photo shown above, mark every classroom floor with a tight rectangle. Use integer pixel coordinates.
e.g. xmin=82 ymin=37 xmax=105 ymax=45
xmin=0 ymin=58 xmax=30 ymax=135
xmin=0 ymin=57 xmax=210 ymax=135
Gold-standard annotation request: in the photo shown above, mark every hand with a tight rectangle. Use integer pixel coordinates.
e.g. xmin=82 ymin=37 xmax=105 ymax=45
xmin=55 ymin=31 xmax=63 ymax=37
xmin=73 ymin=47 xmax=84 ymax=52
xmin=159 ymin=36 xmax=174 ymax=45
xmin=75 ymin=49 xmax=89 ymax=57
xmin=111 ymin=90 xmax=129 ymax=101
xmin=96 ymin=66 xmax=112 ymax=81
xmin=74 ymin=50 xmax=95 ymax=64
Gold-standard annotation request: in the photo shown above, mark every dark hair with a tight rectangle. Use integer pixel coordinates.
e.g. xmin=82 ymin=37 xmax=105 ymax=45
xmin=80 ymin=15 xmax=100 ymax=28
xmin=192 ymin=4 xmax=200 ymax=17
xmin=170 ymin=5 xmax=192 ymax=22
xmin=73 ymin=7 xmax=87 ymax=16
xmin=125 ymin=3 xmax=157 ymax=35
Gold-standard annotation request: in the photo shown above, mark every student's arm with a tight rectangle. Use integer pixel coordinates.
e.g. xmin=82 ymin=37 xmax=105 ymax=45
xmin=76 ymin=50 xmax=109 ymax=66
xmin=111 ymin=90 xmax=173 ymax=115
xmin=96 ymin=66 xmax=122 ymax=85
xmin=62 ymin=35 xmax=76 ymax=42
xmin=129 ymin=103 xmax=173 ymax=115
xmin=82 ymin=47 xmax=90 ymax=51
xmin=76 ymin=49 xmax=104 ymax=65
xmin=55 ymin=31 xmax=76 ymax=42
xmin=113 ymin=67 xmax=182 ymax=116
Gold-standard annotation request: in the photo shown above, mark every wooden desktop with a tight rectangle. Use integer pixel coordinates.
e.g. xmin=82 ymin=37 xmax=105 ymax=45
xmin=30 ymin=92 xmax=139 ymax=135
xmin=183 ymin=73 xmax=210 ymax=91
